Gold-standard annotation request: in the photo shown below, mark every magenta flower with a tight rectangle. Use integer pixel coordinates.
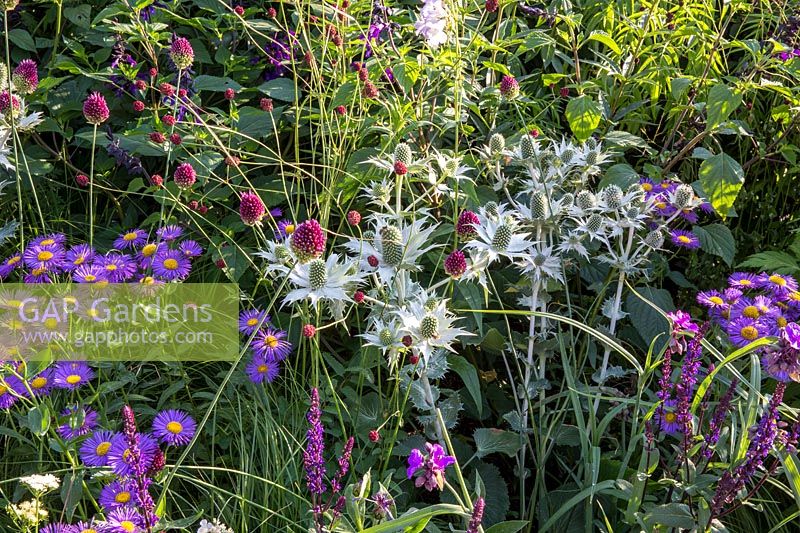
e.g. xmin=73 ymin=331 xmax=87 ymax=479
xmin=304 ymin=388 xmax=326 ymax=495
xmin=83 ymin=92 xmax=110 ymax=125
xmin=456 ymin=210 xmax=480 ymax=240
xmin=499 ymin=75 xmax=519 ymax=99
xmin=12 ymin=59 xmax=38 ymax=94
xmin=0 ymin=91 xmax=20 ymax=117
xmin=291 ymin=219 xmax=327 ymax=262
xmin=444 ymin=249 xmax=467 ymax=278
xmin=173 ymin=162 xmax=196 ymax=189
xmin=170 ymin=36 xmax=195 ymax=69
xmin=239 ymin=191 xmax=266 ymax=226
xmin=406 ymin=442 xmax=456 ymax=491
xmin=467 ymin=497 xmax=485 ymax=533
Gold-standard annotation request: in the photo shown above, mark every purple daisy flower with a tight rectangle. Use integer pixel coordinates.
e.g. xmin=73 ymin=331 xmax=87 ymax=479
xmin=728 ymin=272 xmax=758 ymax=289
xmin=136 ymin=242 xmax=165 ymax=269
xmin=731 ymin=297 xmax=766 ymax=321
xmin=156 ymin=225 xmax=183 ymax=241
xmin=245 ymin=356 xmax=280 ymax=384
xmin=152 ymin=249 xmax=191 ymax=281
xmin=697 ymin=290 xmax=727 ymax=309
xmin=726 ymin=316 xmax=767 ymax=347
xmin=669 ymin=229 xmax=700 ymax=249
xmin=152 ymin=409 xmax=197 ymax=446
xmin=99 ymin=480 xmax=136 ymax=510
xmin=79 ymin=430 xmax=123 ymax=467
xmin=639 ymin=177 xmax=656 ymax=194
xmin=760 ymin=273 xmax=799 ymax=296
xmin=406 ymin=442 xmax=456 ymax=492
xmin=0 ymin=254 xmax=22 ymax=278
xmin=102 ymin=507 xmax=145 ymax=533
xmin=53 ymin=361 xmax=95 ymax=390
xmin=252 ymin=328 xmax=292 ymax=361
xmin=679 ymin=208 xmax=699 ymax=224
xmin=23 ymin=244 xmax=66 ymax=271
xmin=238 ymin=309 xmax=270 ymax=335
xmin=28 ymin=368 xmax=55 ymax=396
xmin=72 ymin=264 xmax=108 ymax=284
xmin=656 ymin=399 xmax=681 ymax=435
xmin=106 ymin=433 xmax=159 ymax=477
xmin=39 ymin=524 xmax=73 ymax=533
xmin=114 ymin=229 xmax=148 ymax=250
xmin=0 ymin=375 xmax=23 ymax=409
xmin=275 ymin=219 xmax=296 ymax=240
xmin=64 ymin=244 xmax=96 ymax=271
xmin=30 ymin=233 xmax=67 ymax=248
xmin=178 ymin=240 xmax=203 ymax=258
xmin=96 ymin=253 xmax=137 ymax=283
xmin=73 ymin=521 xmax=101 ymax=533
xmin=57 ymin=405 xmax=99 ymax=440
xmin=652 ymin=196 xmax=677 ymax=217
xmin=23 ymin=270 xmax=53 ymax=284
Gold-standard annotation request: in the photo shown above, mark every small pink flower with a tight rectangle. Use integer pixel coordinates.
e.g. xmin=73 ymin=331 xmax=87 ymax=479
xmin=239 ymin=191 xmax=266 ymax=226
xmin=346 ymin=210 xmax=361 ymax=226
xmin=173 ymin=162 xmax=197 ymax=190
xmin=135 ymin=79 xmax=147 ymax=90
xmin=260 ymin=98 xmax=274 ymax=111
xmin=234 ymin=5 xmax=244 ymax=15
xmin=162 ymin=114 xmax=176 ymax=126
xmin=149 ymin=174 xmax=163 ymax=188
xmin=132 ymin=100 xmax=145 ymax=112
xmin=456 ymin=210 xmax=480 ymax=240
xmin=302 ymin=324 xmax=317 ymax=338
xmin=290 ymin=219 xmax=327 ymax=262
xmin=170 ymin=133 xmax=182 ymax=145
xmin=12 ymin=59 xmax=38 ymax=94
xmin=160 ymin=83 xmax=175 ymax=96
xmin=267 ymin=7 xmax=277 ymax=18
xmin=149 ymin=67 xmax=158 ymax=77
xmin=170 ymin=37 xmax=195 ymax=70
xmin=367 ymin=255 xmax=379 ymax=267
xmin=75 ymin=174 xmax=89 ymax=187
xmin=335 ymin=105 xmax=346 ymax=115
xmin=362 ymin=80 xmax=379 ymax=99
xmin=0 ymin=91 xmax=20 ymax=116
xmin=83 ymin=92 xmax=110 ymax=125
xmin=485 ymin=0 xmax=498 ymax=12
xmin=353 ymin=290 xmax=365 ymax=304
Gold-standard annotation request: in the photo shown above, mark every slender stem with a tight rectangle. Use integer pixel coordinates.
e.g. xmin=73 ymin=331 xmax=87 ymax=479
xmin=88 ymin=124 xmax=98 ymax=248
xmin=4 ymin=13 xmax=23 ymax=248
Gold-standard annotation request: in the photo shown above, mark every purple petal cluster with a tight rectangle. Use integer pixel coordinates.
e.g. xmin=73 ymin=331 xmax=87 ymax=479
xmin=406 ymin=442 xmax=457 ymax=491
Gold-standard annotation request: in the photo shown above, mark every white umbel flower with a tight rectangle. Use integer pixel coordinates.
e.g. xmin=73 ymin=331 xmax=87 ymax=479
xmin=20 ymin=474 xmax=60 ymax=494
xmin=283 ymin=253 xmax=363 ymax=308
xmin=395 ymin=294 xmax=473 ymax=361
xmin=197 ymin=518 xmax=234 ymax=533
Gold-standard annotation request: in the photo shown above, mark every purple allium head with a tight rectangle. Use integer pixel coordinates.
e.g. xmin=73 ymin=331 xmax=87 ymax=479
xmin=99 ymin=480 xmax=136 ymax=510
xmin=499 ymin=75 xmax=520 ymax=99
xmin=114 ymin=229 xmax=148 ymax=250
xmin=57 ymin=405 xmax=99 ymax=440
xmin=173 ymin=162 xmax=196 ymax=189
xmin=53 ymin=361 xmax=95 ymax=390
xmin=170 ymin=36 xmax=195 ymax=70
xmin=246 ymin=355 xmax=280 ymax=384
xmin=0 ymin=91 xmax=20 ymax=117
xmin=179 ymin=240 xmax=203 ymax=258
xmin=83 ymin=92 xmax=110 ymax=125
xmin=669 ymin=229 xmax=700 ymax=249
xmin=152 ymin=249 xmax=191 ymax=281
xmin=79 ymin=430 xmax=123 ymax=467
xmin=290 ymin=219 xmax=326 ymax=262
xmin=152 ymin=409 xmax=197 ymax=446
xmin=444 ymin=250 xmax=467 ymax=278
xmin=467 ymin=497 xmax=485 ymax=533
xmin=456 ymin=210 xmax=480 ymax=240
xmin=239 ymin=191 xmax=266 ymax=226
xmin=252 ymin=328 xmax=292 ymax=361
xmin=238 ymin=309 xmax=270 ymax=335
xmin=12 ymin=59 xmax=38 ymax=94
xmin=406 ymin=442 xmax=456 ymax=491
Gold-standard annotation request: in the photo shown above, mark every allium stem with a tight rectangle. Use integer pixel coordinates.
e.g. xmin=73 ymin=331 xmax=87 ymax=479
xmin=88 ymin=124 xmax=97 ymax=249
xmin=4 ymin=13 xmax=23 ymax=249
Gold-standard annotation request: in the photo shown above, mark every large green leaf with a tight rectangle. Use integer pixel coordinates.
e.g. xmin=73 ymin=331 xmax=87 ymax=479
xmin=193 ymin=75 xmax=243 ymax=92
xmin=698 ymin=152 xmax=744 ymax=218
xmin=694 ymin=224 xmax=736 ymax=266
xmin=474 ymin=428 xmax=522 ymax=458
xmin=447 ymin=355 xmax=483 ymax=417
xmin=738 ymin=251 xmax=800 ymax=274
xmin=485 ymin=521 xmax=530 ymax=533
xmin=643 ymin=503 xmax=696 ymax=529
xmin=626 ymin=287 xmax=675 ymax=351
xmin=566 ymin=95 xmax=602 ymax=142
xmin=258 ymin=78 xmax=298 ymax=102
xmin=705 ymin=83 xmax=742 ymax=131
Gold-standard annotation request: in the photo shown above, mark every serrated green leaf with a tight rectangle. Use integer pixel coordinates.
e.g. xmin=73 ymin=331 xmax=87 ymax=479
xmin=694 ymin=224 xmax=735 ymax=266
xmin=9 ymin=29 xmax=36 ymax=52
xmin=738 ymin=251 xmax=800 ymax=274
xmin=447 ymin=355 xmax=482 ymax=417
xmin=706 ymin=83 xmax=742 ymax=131
xmin=474 ymin=428 xmax=522 ymax=458
xmin=566 ymin=95 xmax=602 ymax=142
xmin=698 ymin=152 xmax=744 ymax=219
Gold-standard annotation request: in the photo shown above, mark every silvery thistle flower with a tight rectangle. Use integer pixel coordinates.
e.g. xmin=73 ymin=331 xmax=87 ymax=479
xmin=361 ymin=178 xmax=394 ymax=210
xmin=414 ymin=0 xmax=450 ymax=48
xmin=425 ymin=151 xmax=474 ymax=199
xmin=465 ymin=208 xmax=535 ymax=266
xmin=361 ymin=317 xmax=406 ymax=369
xmin=283 ymin=253 xmax=364 ymax=308
xmin=343 ymin=215 xmax=439 ymax=284
xmin=395 ymin=294 xmax=473 ymax=362
xmin=255 ymin=240 xmax=296 ymax=275
xmin=556 ymin=230 xmax=589 ymax=259
xmin=516 ymin=245 xmax=565 ymax=284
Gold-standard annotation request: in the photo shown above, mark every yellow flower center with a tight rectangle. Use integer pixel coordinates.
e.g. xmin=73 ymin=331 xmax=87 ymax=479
xmin=246 ymin=318 xmax=259 ymax=327
xmin=115 ymin=491 xmax=131 ymax=503
xmin=664 ymin=412 xmax=677 ymax=423
xmin=105 ymin=264 xmax=118 ymax=271
xmin=74 ymin=256 xmax=85 ymax=265
xmin=778 ymin=316 xmax=788 ymax=328
xmin=0 ymin=385 xmax=7 ymax=395
xmin=740 ymin=326 xmax=759 ymax=340
xmin=84 ymin=274 xmax=96 ymax=282
xmin=677 ymin=235 xmax=691 ymax=244
xmin=140 ymin=276 xmax=155 ymax=285
xmin=660 ymin=182 xmax=670 ymax=189
xmin=285 ymin=224 xmax=296 ymax=234
xmin=32 ymin=267 xmax=47 ymax=276
xmin=769 ymin=274 xmax=787 ymax=287
xmin=5 ymin=298 xmax=22 ymax=308
xmin=265 ymin=335 xmax=278 ymax=348
xmin=709 ymin=296 xmax=724 ymax=305
xmin=31 ymin=377 xmax=47 ymax=389
xmin=167 ymin=421 xmax=183 ymax=434
xmin=96 ymin=441 xmax=111 ymax=456
xmin=257 ymin=364 xmax=268 ymax=373
xmin=642 ymin=183 xmax=653 ymax=192
xmin=142 ymin=244 xmax=158 ymax=257
xmin=37 ymin=251 xmax=54 ymax=261
xmin=6 ymin=255 xmax=20 ymax=265
xmin=120 ymin=521 xmax=135 ymax=532
xmin=655 ymin=201 xmax=666 ymax=209
xmin=742 ymin=305 xmax=760 ymax=319
xmin=66 ymin=374 xmax=82 ymax=385
xmin=44 ymin=317 xmax=58 ymax=330
xmin=163 ymin=258 xmax=179 ymax=270
xmin=739 ymin=279 xmax=752 ymax=286
xmin=40 ymin=239 xmax=56 ymax=246
xmin=123 ymin=232 xmax=138 ymax=241
xmin=80 ymin=529 xmax=97 ymax=533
